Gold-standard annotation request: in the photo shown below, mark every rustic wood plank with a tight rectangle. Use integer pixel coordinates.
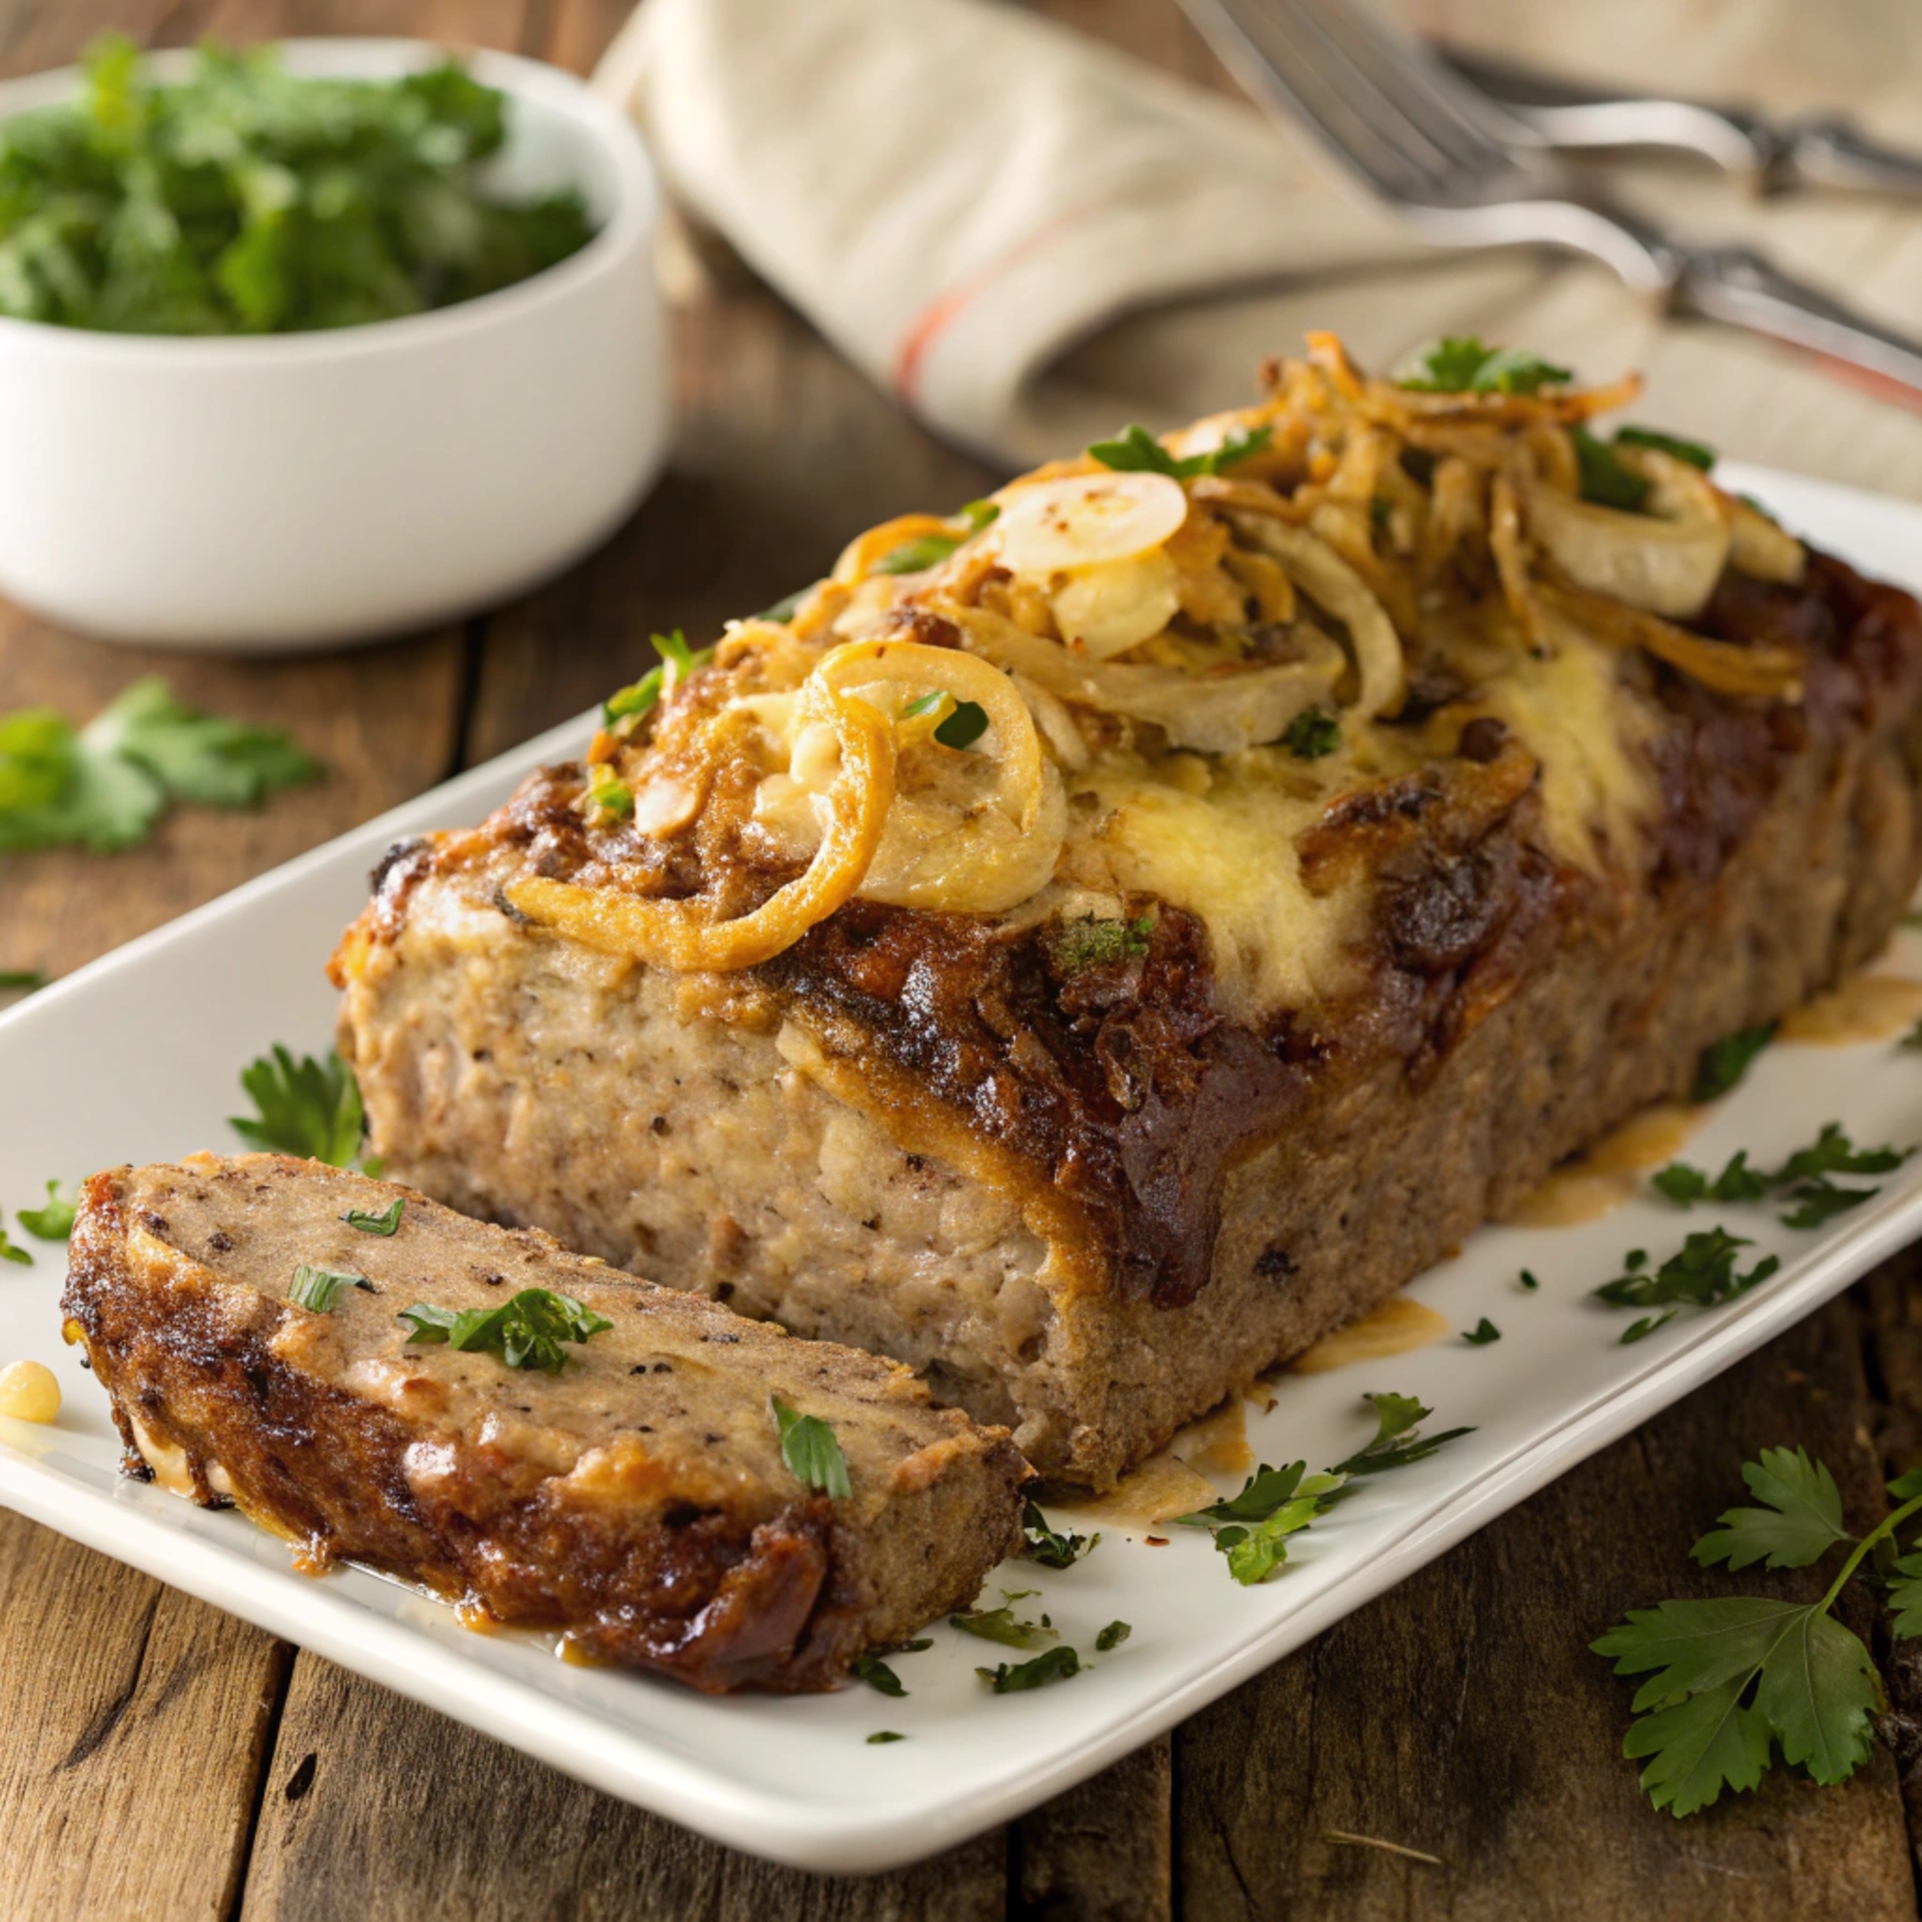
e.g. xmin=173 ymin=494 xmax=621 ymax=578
xmin=0 ymin=1512 xmax=291 ymax=1922
xmin=1014 ymin=1733 xmax=1173 ymax=1922
xmin=236 ymin=1655 xmax=1006 ymax=1922
xmin=1174 ymin=1293 xmax=1918 ymax=1920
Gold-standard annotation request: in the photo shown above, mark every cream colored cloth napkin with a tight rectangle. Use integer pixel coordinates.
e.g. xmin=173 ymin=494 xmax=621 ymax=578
xmin=594 ymin=0 xmax=1922 ymax=488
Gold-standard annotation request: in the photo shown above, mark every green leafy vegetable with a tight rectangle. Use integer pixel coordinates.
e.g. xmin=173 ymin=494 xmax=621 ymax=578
xmin=951 ymin=1592 xmax=1056 ymax=1649
xmin=1691 ymin=1024 xmax=1775 ymax=1102
xmin=1652 ymin=1122 xmax=1909 ymax=1231
xmin=580 ymin=762 xmax=634 ymax=826
xmin=1048 ymin=914 xmax=1153 ymax=971
xmin=1594 ymin=1228 xmax=1779 ymax=1324
xmin=1281 ymin=706 xmax=1341 ymax=760
xmin=867 ymin=1730 xmax=906 ymax=1743
xmin=1572 ymin=429 xmax=1651 ymax=512
xmin=1020 ymin=1499 xmax=1097 ymax=1569
xmin=602 ymin=632 xmax=718 ymax=731
xmin=854 ymin=1652 xmax=907 ymax=1697
xmin=977 ymin=1646 xmax=1081 ymax=1693
xmin=1463 ymin=1317 xmax=1501 ymax=1346
xmin=1616 ymin=426 xmax=1716 ymax=471
xmin=1519 ymin=1268 xmax=1540 ymax=1291
xmin=288 ymin=1264 xmax=374 ymax=1314
xmin=0 ymin=1213 xmax=30 ymax=1266
xmin=1087 ymin=422 xmax=1273 ymax=480
xmin=0 ymin=969 xmax=45 ymax=991
xmin=934 ymin=700 xmax=989 ymax=750
xmin=344 ymin=1197 xmax=404 ymax=1237
xmin=1593 ymin=1448 xmax=1922 ymax=1815
xmin=1095 ymin=1620 xmax=1131 ymax=1653
xmin=1176 ymin=1393 xmax=1472 ymax=1584
xmin=771 ymin=1395 xmax=853 ymax=1500
xmin=873 ymin=499 xmax=999 ymax=575
xmin=17 ymin=1180 xmax=78 ymax=1240
xmin=1691 ymin=1446 xmax=1851 ymax=1573
xmin=399 ymin=1287 xmax=613 ymax=1373
xmin=0 ymin=38 xmax=596 ymax=337
xmin=0 ymin=677 xmax=318 ymax=854
xmin=1396 ymin=338 xmax=1572 ymax=396
xmin=231 ymin=1046 xmax=365 ymax=1167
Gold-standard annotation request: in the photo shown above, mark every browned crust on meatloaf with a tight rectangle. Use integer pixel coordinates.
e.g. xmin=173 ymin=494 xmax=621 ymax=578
xmin=62 ymin=1158 xmax=1028 ymax=1692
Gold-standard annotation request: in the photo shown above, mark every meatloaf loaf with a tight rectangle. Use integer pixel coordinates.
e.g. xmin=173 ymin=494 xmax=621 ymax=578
xmin=332 ymin=336 xmax=1922 ymax=1487
xmin=62 ymin=1155 xmax=1028 ymax=1691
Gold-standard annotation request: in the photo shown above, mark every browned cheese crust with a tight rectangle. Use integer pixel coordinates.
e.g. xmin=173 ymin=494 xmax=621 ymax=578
xmin=62 ymin=1156 xmax=1028 ymax=1691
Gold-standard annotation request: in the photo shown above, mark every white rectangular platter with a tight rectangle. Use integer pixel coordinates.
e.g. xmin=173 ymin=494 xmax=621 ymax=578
xmin=5 ymin=463 xmax=1922 ymax=1875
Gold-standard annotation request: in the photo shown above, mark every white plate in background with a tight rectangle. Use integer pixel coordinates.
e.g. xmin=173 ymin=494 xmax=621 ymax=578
xmin=1 ymin=462 xmax=1919 ymax=1872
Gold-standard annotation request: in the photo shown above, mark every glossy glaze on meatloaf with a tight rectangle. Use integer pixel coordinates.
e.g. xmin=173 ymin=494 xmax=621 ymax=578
xmin=331 ymin=342 xmax=1922 ymax=1485
xmin=62 ymin=1156 xmax=1029 ymax=1690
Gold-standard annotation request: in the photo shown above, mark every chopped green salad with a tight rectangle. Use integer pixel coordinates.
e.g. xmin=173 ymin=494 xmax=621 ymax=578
xmin=0 ymin=36 xmax=597 ymax=335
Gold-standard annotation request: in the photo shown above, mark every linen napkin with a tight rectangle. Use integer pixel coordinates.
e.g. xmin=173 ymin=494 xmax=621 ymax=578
xmin=593 ymin=0 xmax=1922 ymax=481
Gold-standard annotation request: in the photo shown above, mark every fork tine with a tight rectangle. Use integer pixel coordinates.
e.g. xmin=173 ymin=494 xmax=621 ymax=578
xmin=1295 ymin=0 xmax=1518 ymax=177
xmin=1182 ymin=0 xmax=1452 ymax=204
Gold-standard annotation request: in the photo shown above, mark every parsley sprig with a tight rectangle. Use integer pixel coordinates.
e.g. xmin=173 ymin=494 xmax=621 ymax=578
xmin=399 ymin=1287 xmax=612 ymax=1373
xmin=1019 ymin=1499 xmax=1097 ymax=1569
xmin=1087 ymin=422 xmax=1272 ymax=479
xmin=230 ymin=1046 xmax=367 ymax=1168
xmin=1396 ymin=338 xmax=1571 ymax=397
xmin=951 ymin=1590 xmax=1055 ymax=1649
xmin=1174 ymin=1392 xmax=1473 ymax=1584
xmin=1594 ymin=1445 xmax=1922 ymax=1816
xmin=772 ymin=1395 xmax=853 ymax=1500
xmin=0 ymin=1213 xmax=30 ymax=1267
xmin=0 ymin=677 xmax=318 ymax=854
xmin=1596 ymin=1230 xmax=1781 ymax=1345
xmin=874 ymin=499 xmax=999 ymax=575
xmin=1691 ymin=1024 xmax=1775 ymax=1102
xmin=1653 ymin=1122 xmax=1911 ymax=1230
xmin=17 ymin=1181 xmax=78 ymax=1241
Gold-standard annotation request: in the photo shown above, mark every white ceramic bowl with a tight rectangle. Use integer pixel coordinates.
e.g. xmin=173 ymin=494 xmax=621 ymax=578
xmin=0 ymin=41 xmax=666 ymax=651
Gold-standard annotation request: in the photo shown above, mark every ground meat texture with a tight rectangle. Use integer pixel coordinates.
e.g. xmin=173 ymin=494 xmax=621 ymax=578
xmin=61 ymin=1157 xmax=1028 ymax=1692
xmin=331 ymin=548 xmax=1922 ymax=1488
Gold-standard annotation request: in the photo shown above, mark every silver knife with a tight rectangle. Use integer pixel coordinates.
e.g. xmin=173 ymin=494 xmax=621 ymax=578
xmin=1445 ymin=49 xmax=1922 ymax=197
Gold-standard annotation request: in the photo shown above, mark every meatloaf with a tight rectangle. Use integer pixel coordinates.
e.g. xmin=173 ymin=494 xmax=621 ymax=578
xmin=332 ymin=337 xmax=1922 ymax=1486
xmin=61 ymin=1155 xmax=1028 ymax=1691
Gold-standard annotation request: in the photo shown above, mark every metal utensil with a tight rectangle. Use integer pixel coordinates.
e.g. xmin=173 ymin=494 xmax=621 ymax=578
xmin=1175 ymin=0 xmax=1922 ymax=401
xmin=1445 ymin=50 xmax=1922 ymax=198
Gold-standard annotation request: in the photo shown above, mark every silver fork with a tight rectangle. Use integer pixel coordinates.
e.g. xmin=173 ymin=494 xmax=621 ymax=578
xmin=1176 ymin=0 xmax=1922 ymax=400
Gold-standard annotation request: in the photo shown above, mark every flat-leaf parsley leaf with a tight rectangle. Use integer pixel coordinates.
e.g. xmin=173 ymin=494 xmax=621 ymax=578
xmin=399 ymin=1288 xmax=613 ymax=1373
xmin=771 ymin=1395 xmax=853 ymax=1500
xmin=230 ymin=1046 xmax=365 ymax=1167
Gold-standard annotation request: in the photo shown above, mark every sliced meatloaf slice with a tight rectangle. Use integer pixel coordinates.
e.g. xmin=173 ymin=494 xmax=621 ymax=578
xmin=61 ymin=1154 xmax=1029 ymax=1693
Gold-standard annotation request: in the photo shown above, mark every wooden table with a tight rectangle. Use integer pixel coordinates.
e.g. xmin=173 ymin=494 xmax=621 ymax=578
xmin=8 ymin=3 xmax=1922 ymax=1916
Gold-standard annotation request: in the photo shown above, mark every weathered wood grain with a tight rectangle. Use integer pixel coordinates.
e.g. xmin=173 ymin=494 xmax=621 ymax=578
xmin=0 ymin=1513 xmax=291 ymax=1922
xmin=1175 ymin=1293 xmax=1919 ymax=1920
xmin=237 ymin=1655 xmax=1007 ymax=1922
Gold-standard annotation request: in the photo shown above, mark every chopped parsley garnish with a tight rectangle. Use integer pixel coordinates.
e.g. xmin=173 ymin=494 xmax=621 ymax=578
xmin=17 ymin=1181 xmax=78 ymax=1241
xmin=1653 ymin=1122 xmax=1910 ymax=1230
xmin=1594 ymin=1227 xmax=1780 ymax=1338
xmin=0 ymin=1213 xmax=31 ymax=1266
xmin=934 ymin=700 xmax=989 ymax=750
xmin=0 ymin=677 xmax=318 ymax=854
xmin=771 ymin=1395 xmax=853 ymax=1500
xmin=853 ymin=1652 xmax=907 ymax=1697
xmin=601 ymin=631 xmax=717 ymax=731
xmin=343 ymin=1197 xmax=404 ymax=1237
xmin=399 ymin=1287 xmax=613 ymax=1373
xmin=1519 ymin=1269 xmax=1541 ymax=1291
xmin=1019 ymin=1499 xmax=1097 ymax=1569
xmin=1396 ymin=338 xmax=1572 ymax=397
xmin=1691 ymin=1024 xmax=1776 ymax=1102
xmin=288 ymin=1265 xmax=374 ymax=1314
xmin=978 ymin=1646 xmax=1081 ymax=1693
xmin=1462 ymin=1318 xmax=1501 ymax=1345
xmin=1281 ymin=706 xmax=1341 ymax=759
xmin=1593 ymin=1444 xmax=1922 ymax=1815
xmin=1572 ymin=429 xmax=1651 ymax=513
xmin=951 ymin=1592 xmax=1056 ymax=1649
xmin=0 ymin=970 xmax=45 ymax=991
xmin=231 ymin=1046 xmax=365 ymax=1168
xmin=580 ymin=762 xmax=634 ymax=827
xmin=1087 ymin=422 xmax=1273 ymax=479
xmin=1615 ymin=425 xmax=1716 ymax=471
xmin=874 ymin=500 xmax=999 ymax=575
xmin=1049 ymin=914 xmax=1153 ymax=972
xmin=1174 ymin=1392 xmax=1472 ymax=1584
xmin=1095 ymin=1620 xmax=1132 ymax=1653
xmin=0 ymin=38 xmax=596 ymax=336
xmin=867 ymin=1730 xmax=906 ymax=1744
